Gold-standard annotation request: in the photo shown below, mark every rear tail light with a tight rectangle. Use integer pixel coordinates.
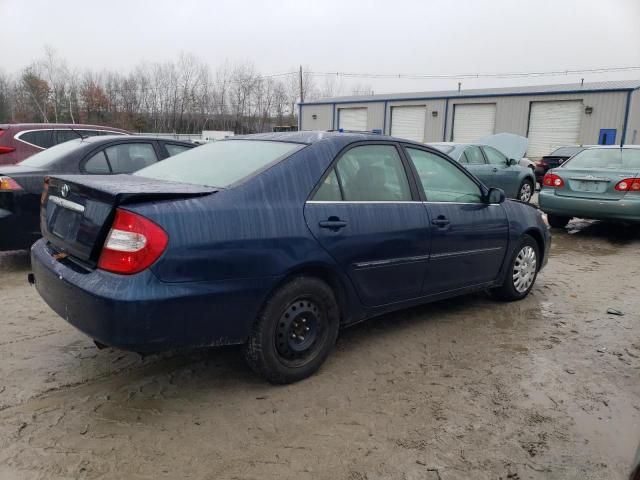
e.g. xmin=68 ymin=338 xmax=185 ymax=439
xmin=0 ymin=176 xmax=22 ymax=191
xmin=542 ymin=173 xmax=565 ymax=188
xmin=614 ymin=178 xmax=640 ymax=192
xmin=0 ymin=129 xmax=14 ymax=155
xmin=41 ymin=177 xmax=50 ymax=205
xmin=98 ymin=209 xmax=168 ymax=275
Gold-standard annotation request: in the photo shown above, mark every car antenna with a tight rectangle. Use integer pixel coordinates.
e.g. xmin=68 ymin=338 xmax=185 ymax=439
xmin=68 ymin=126 xmax=86 ymax=141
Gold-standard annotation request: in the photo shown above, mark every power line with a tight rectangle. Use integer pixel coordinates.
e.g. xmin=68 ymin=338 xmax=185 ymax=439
xmin=307 ymin=65 xmax=640 ymax=80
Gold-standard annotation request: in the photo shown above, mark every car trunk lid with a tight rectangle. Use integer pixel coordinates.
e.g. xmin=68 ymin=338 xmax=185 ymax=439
xmin=553 ymin=167 xmax=640 ymax=200
xmin=42 ymin=174 xmax=217 ymax=265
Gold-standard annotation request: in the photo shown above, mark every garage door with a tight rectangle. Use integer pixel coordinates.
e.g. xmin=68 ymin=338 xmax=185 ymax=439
xmin=452 ymin=104 xmax=496 ymax=143
xmin=390 ymin=106 xmax=426 ymax=142
xmin=338 ymin=108 xmax=368 ymax=131
xmin=527 ymin=101 xmax=582 ymax=158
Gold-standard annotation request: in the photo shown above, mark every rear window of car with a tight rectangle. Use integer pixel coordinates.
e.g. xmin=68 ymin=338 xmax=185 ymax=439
xmin=19 ymin=139 xmax=84 ymax=167
xmin=563 ymin=148 xmax=640 ymax=170
xmin=430 ymin=144 xmax=455 ymax=154
xmin=134 ymin=140 xmax=304 ymax=187
xmin=549 ymin=147 xmax=582 ymax=157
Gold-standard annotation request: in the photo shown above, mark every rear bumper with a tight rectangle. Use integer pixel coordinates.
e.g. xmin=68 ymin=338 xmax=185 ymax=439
xmin=539 ymin=190 xmax=640 ymax=222
xmin=31 ymin=239 xmax=278 ymax=352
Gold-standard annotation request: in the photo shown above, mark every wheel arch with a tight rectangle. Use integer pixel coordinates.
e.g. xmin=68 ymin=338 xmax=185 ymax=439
xmin=523 ymin=227 xmax=545 ymax=270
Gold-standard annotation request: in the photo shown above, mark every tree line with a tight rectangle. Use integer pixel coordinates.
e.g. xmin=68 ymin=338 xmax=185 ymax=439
xmin=0 ymin=48 xmax=368 ymax=134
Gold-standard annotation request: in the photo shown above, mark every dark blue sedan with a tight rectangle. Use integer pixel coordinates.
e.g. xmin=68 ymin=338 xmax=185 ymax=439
xmin=31 ymin=132 xmax=550 ymax=383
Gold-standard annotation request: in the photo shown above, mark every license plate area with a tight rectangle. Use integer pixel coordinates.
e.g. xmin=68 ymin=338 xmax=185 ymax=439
xmin=570 ymin=179 xmax=608 ymax=193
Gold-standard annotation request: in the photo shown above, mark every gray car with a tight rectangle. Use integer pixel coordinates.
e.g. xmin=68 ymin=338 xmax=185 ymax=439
xmin=430 ymin=142 xmax=536 ymax=202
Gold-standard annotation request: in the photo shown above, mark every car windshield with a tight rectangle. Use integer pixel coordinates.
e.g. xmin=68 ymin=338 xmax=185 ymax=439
xmin=134 ymin=139 xmax=304 ymax=187
xmin=19 ymin=139 xmax=83 ymax=167
xmin=549 ymin=146 xmax=582 ymax=157
xmin=430 ymin=144 xmax=455 ymax=154
xmin=562 ymin=148 xmax=640 ymax=170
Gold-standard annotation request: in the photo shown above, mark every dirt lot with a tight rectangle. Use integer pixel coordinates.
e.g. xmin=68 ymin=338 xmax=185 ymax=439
xmin=0 ymin=219 xmax=639 ymax=480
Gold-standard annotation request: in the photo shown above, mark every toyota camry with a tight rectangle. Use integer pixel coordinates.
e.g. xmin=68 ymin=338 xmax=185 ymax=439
xmin=31 ymin=132 xmax=550 ymax=383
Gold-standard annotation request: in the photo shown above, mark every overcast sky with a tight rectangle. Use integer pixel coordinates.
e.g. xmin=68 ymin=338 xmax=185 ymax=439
xmin=2 ymin=0 xmax=639 ymax=94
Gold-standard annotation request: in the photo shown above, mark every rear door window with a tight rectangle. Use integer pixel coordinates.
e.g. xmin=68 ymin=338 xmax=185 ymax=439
xmin=464 ymin=146 xmax=486 ymax=165
xmin=18 ymin=130 xmax=55 ymax=148
xmin=84 ymin=151 xmax=111 ymax=174
xmin=104 ymin=143 xmax=158 ymax=173
xmin=164 ymin=143 xmax=192 ymax=156
xmin=312 ymin=144 xmax=411 ymax=201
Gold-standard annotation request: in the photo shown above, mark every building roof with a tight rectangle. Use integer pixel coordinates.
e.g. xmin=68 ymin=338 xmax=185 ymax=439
xmin=301 ymin=80 xmax=640 ymax=105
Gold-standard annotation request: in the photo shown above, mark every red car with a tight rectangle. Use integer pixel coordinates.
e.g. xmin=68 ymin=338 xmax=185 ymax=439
xmin=0 ymin=123 xmax=130 ymax=165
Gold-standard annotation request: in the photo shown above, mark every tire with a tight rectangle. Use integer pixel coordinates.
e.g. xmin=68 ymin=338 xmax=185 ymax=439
xmin=491 ymin=234 xmax=540 ymax=301
xmin=243 ymin=276 xmax=340 ymax=384
xmin=547 ymin=214 xmax=571 ymax=229
xmin=517 ymin=179 xmax=534 ymax=203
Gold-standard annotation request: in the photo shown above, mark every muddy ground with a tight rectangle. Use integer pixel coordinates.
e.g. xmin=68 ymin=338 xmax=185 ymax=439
xmin=0 ymin=219 xmax=639 ymax=480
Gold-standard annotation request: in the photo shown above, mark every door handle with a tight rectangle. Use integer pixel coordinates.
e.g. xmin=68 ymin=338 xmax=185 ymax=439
xmin=492 ymin=167 xmax=498 ymax=172
xmin=319 ymin=217 xmax=347 ymax=231
xmin=431 ymin=216 xmax=450 ymax=227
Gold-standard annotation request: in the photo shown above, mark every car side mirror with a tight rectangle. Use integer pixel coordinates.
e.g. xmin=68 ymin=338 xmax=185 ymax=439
xmin=487 ymin=187 xmax=506 ymax=204
xmin=508 ymin=158 xmax=518 ymax=166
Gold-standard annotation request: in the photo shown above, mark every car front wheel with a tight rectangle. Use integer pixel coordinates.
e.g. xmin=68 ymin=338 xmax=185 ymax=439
xmin=243 ymin=276 xmax=340 ymax=384
xmin=491 ymin=234 xmax=540 ymax=301
xmin=518 ymin=179 xmax=534 ymax=203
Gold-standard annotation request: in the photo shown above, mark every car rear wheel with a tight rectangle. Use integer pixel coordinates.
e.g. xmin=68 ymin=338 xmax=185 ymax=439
xmin=490 ymin=234 xmax=539 ymax=301
xmin=243 ymin=276 xmax=340 ymax=384
xmin=518 ymin=179 xmax=534 ymax=203
xmin=547 ymin=214 xmax=571 ymax=228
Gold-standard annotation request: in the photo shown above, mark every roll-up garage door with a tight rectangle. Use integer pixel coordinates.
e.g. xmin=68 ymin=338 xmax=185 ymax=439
xmin=527 ymin=100 xmax=582 ymax=158
xmin=390 ymin=106 xmax=426 ymax=142
xmin=338 ymin=108 xmax=368 ymax=131
xmin=452 ymin=104 xmax=496 ymax=143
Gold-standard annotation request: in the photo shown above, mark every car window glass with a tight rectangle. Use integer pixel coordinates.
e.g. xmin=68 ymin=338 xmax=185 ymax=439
xmin=465 ymin=146 xmax=485 ymax=165
xmin=406 ymin=148 xmax=482 ymax=203
xmin=334 ymin=145 xmax=411 ymax=201
xmin=565 ymin=148 xmax=640 ymax=170
xmin=19 ymin=130 xmax=55 ymax=148
xmin=79 ymin=130 xmax=102 ymax=138
xmin=84 ymin=150 xmax=111 ymax=174
xmin=105 ymin=143 xmax=158 ymax=173
xmin=313 ymin=169 xmax=342 ymax=201
xmin=55 ymin=130 xmax=81 ymax=144
xmin=458 ymin=151 xmax=469 ymax=164
xmin=483 ymin=146 xmax=507 ymax=165
xmin=164 ymin=143 xmax=192 ymax=156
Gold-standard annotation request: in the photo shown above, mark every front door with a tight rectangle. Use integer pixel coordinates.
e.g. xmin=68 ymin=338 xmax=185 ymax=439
xmin=304 ymin=143 xmax=431 ymax=307
xmin=403 ymin=146 xmax=509 ymax=295
xmin=482 ymin=145 xmax=522 ymax=198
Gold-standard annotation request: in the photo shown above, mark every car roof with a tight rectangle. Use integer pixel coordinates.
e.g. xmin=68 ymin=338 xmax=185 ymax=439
xmin=582 ymin=145 xmax=640 ymax=149
xmin=233 ymin=130 xmax=428 ymax=146
xmin=0 ymin=123 xmax=130 ymax=133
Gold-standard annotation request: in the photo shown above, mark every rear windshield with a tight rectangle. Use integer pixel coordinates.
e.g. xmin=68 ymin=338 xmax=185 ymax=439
xmin=134 ymin=140 xmax=304 ymax=187
xmin=430 ymin=144 xmax=455 ymax=154
xmin=19 ymin=139 xmax=83 ymax=167
xmin=549 ymin=146 xmax=582 ymax=157
xmin=563 ymin=148 xmax=640 ymax=170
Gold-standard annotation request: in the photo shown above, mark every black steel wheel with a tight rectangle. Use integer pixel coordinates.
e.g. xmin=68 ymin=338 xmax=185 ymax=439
xmin=243 ymin=276 xmax=339 ymax=384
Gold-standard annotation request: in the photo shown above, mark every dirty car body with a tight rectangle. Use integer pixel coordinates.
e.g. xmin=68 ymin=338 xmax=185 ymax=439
xmin=31 ymin=132 xmax=550 ymax=381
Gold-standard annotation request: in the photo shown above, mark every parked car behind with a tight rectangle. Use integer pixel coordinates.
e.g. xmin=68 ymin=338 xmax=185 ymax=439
xmin=0 ymin=136 xmax=194 ymax=251
xmin=430 ymin=141 xmax=536 ymax=202
xmin=539 ymin=146 xmax=640 ymax=227
xmin=534 ymin=146 xmax=586 ymax=184
xmin=31 ymin=131 xmax=550 ymax=384
xmin=0 ymin=123 xmax=130 ymax=165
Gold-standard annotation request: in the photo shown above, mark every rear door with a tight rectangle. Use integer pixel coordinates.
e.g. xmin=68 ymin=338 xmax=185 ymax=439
xmin=403 ymin=146 xmax=509 ymax=294
xmin=304 ymin=142 xmax=431 ymax=307
xmin=459 ymin=145 xmax=494 ymax=185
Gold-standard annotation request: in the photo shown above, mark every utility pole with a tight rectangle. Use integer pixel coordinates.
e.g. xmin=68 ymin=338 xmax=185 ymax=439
xmin=299 ymin=65 xmax=304 ymax=103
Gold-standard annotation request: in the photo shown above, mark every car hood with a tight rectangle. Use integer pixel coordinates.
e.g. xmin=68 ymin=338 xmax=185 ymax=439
xmin=478 ymin=133 xmax=528 ymax=160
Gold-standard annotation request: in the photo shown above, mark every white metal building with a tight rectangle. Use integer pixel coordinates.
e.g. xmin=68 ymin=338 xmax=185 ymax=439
xmin=299 ymin=80 xmax=640 ymax=158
